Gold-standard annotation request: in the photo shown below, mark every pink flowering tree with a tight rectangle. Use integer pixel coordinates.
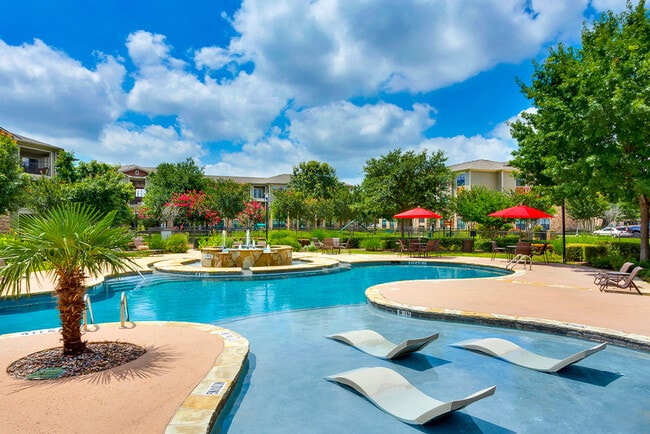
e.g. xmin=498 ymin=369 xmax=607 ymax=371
xmin=166 ymin=190 xmax=221 ymax=228
xmin=238 ymin=200 xmax=264 ymax=228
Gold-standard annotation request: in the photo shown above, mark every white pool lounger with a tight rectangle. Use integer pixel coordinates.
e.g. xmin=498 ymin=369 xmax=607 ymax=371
xmin=452 ymin=337 xmax=607 ymax=373
xmin=325 ymin=366 xmax=496 ymax=425
xmin=326 ymin=329 xmax=439 ymax=359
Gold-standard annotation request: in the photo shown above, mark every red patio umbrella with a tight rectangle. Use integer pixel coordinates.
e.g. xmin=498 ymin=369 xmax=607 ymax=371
xmin=488 ymin=205 xmax=553 ymax=219
xmin=394 ymin=206 xmax=442 ymax=219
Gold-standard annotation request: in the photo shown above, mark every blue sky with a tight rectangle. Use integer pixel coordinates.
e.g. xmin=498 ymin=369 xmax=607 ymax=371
xmin=0 ymin=0 xmax=628 ymax=184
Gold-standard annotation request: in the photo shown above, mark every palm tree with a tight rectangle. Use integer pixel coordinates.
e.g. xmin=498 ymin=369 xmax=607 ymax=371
xmin=0 ymin=204 xmax=139 ymax=355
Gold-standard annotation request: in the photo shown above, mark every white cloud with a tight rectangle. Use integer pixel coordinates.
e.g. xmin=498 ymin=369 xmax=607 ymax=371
xmin=228 ymin=0 xmax=589 ymax=104
xmin=126 ymin=31 xmax=287 ymax=142
xmin=96 ymin=124 xmax=205 ymax=166
xmin=0 ymin=0 xmax=614 ymax=184
xmin=0 ymin=39 xmax=125 ymax=138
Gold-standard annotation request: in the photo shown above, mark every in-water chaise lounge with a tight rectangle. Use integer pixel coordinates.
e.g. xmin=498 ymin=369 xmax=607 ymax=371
xmin=325 ymin=366 xmax=496 ymax=425
xmin=327 ymin=329 xmax=439 ymax=359
xmin=451 ymin=337 xmax=607 ymax=373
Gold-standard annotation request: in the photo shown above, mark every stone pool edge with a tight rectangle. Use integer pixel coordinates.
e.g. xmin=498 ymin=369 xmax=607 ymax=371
xmin=366 ymin=285 xmax=650 ymax=352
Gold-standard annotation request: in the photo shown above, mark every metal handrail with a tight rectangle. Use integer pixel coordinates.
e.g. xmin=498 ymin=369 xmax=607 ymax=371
xmin=82 ymin=293 xmax=95 ymax=331
xmin=119 ymin=291 xmax=130 ymax=328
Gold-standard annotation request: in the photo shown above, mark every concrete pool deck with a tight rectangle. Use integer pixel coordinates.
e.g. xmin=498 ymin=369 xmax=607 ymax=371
xmin=1 ymin=250 xmax=649 ymax=433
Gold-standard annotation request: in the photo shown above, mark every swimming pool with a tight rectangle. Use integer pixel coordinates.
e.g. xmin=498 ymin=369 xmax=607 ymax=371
xmin=216 ymin=306 xmax=650 ymax=433
xmin=0 ymin=262 xmax=508 ymax=335
xmin=1 ymin=262 xmax=649 ymax=432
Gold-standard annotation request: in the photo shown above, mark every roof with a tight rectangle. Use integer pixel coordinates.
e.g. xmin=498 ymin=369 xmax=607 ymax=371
xmin=0 ymin=127 xmax=64 ymax=151
xmin=119 ymin=165 xmax=157 ymax=174
xmin=447 ymin=159 xmax=514 ymax=172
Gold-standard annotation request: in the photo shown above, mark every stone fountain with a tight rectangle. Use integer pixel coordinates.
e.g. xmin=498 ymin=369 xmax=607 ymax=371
xmin=201 ymin=229 xmax=292 ymax=269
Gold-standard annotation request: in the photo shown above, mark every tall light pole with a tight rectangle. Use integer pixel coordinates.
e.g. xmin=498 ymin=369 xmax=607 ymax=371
xmin=265 ymin=192 xmax=269 ymax=243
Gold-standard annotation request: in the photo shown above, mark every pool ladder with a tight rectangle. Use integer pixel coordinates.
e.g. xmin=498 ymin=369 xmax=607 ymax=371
xmin=82 ymin=294 xmax=95 ymax=331
xmin=81 ymin=292 xmax=130 ymax=330
xmin=119 ymin=291 xmax=130 ymax=328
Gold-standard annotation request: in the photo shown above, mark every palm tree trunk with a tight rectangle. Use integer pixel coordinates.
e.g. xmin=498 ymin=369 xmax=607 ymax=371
xmin=55 ymin=269 xmax=87 ymax=355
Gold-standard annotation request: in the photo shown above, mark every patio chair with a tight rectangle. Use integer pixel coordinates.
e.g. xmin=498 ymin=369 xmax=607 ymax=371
xmin=325 ymin=367 xmax=496 ymax=425
xmin=505 ymin=242 xmax=533 ymax=270
xmin=532 ymin=243 xmax=550 ymax=264
xmin=599 ymin=266 xmax=643 ymax=294
xmin=452 ymin=337 xmax=607 ymax=373
xmin=337 ymin=238 xmax=351 ymax=254
xmin=490 ymin=241 xmax=506 ymax=261
xmin=327 ymin=329 xmax=439 ymax=359
xmin=423 ymin=239 xmax=441 ymax=257
xmin=594 ymin=262 xmax=634 ymax=286
xmin=322 ymin=238 xmax=340 ymax=254
xmin=312 ymin=237 xmax=323 ymax=250
xmin=396 ymin=239 xmax=406 ymax=256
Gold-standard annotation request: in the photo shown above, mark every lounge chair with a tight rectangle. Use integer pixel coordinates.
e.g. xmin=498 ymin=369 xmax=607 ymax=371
xmin=327 ymin=329 xmax=439 ymax=359
xmin=594 ymin=262 xmax=634 ymax=285
xmin=451 ymin=337 xmax=607 ymax=373
xmin=505 ymin=241 xmax=533 ymax=270
xmin=599 ymin=266 xmax=643 ymax=294
xmin=490 ymin=241 xmax=506 ymax=261
xmin=325 ymin=366 xmax=496 ymax=425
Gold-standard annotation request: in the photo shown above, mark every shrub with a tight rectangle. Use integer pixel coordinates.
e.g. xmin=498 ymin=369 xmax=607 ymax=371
xmin=360 ymin=237 xmax=384 ymax=251
xmin=165 ymin=233 xmax=189 ymax=253
xmin=270 ymin=236 xmax=301 ymax=250
xmin=147 ymin=234 xmax=166 ymax=250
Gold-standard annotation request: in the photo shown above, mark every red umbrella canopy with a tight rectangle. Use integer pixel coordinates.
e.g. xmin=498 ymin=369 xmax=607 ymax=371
xmin=488 ymin=205 xmax=553 ymax=219
xmin=394 ymin=206 xmax=442 ymax=219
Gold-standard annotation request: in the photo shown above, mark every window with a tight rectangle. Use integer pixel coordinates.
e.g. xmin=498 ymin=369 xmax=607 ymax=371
xmin=456 ymin=173 xmax=465 ymax=188
xmin=253 ymin=186 xmax=265 ymax=199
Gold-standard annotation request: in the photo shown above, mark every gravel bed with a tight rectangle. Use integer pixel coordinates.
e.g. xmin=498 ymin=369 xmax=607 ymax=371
xmin=6 ymin=342 xmax=146 ymax=380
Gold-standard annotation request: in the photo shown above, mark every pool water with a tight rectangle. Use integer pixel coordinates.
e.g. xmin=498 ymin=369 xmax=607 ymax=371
xmin=0 ymin=263 xmax=508 ymax=335
xmin=1 ymin=263 xmax=648 ymax=432
xmin=216 ymin=306 xmax=650 ymax=433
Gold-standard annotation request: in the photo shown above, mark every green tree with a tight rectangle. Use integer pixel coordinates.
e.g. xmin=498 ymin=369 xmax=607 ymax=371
xmin=25 ymin=153 xmax=135 ymax=224
xmin=272 ymin=189 xmax=308 ymax=229
xmin=453 ymin=186 xmax=511 ymax=232
xmin=206 ymin=178 xmax=250 ymax=225
xmin=142 ymin=158 xmax=207 ymax=222
xmin=288 ymin=161 xmax=341 ymax=200
xmin=0 ymin=133 xmax=29 ymax=213
xmin=361 ymin=149 xmax=451 ymax=228
xmin=510 ymin=1 xmax=650 ymax=260
xmin=566 ymin=194 xmax=609 ymax=231
xmin=0 ymin=204 xmax=138 ymax=355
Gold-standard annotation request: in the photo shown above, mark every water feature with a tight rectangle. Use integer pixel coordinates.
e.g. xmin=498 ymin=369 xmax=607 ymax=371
xmin=202 ymin=229 xmax=290 ymax=269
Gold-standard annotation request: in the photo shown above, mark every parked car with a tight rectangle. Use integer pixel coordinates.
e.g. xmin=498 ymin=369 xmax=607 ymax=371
xmin=616 ymin=226 xmax=633 ymax=237
xmin=593 ymin=226 xmax=621 ymax=236
xmin=627 ymin=225 xmax=650 ymax=237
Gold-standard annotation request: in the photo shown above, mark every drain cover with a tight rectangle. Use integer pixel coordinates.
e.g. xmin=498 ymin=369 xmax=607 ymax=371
xmin=205 ymin=381 xmax=226 ymax=395
xmin=27 ymin=367 xmax=66 ymax=380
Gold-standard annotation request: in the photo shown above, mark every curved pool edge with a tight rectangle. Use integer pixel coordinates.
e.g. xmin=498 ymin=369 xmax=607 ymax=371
xmin=366 ymin=285 xmax=650 ymax=352
xmin=162 ymin=322 xmax=249 ymax=434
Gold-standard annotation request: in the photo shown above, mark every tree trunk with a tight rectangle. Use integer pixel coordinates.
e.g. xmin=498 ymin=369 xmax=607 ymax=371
xmin=55 ymin=268 xmax=87 ymax=355
xmin=640 ymin=194 xmax=649 ymax=262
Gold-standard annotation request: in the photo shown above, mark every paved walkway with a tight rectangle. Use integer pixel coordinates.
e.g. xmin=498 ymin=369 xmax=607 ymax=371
xmin=2 ymin=251 xmax=649 ymax=433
